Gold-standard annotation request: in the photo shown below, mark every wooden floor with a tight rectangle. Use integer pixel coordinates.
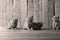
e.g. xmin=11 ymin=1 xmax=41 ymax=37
xmin=0 ymin=27 xmax=60 ymax=40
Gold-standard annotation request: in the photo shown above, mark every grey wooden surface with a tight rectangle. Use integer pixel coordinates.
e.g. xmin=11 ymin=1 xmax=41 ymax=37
xmin=0 ymin=27 xmax=60 ymax=40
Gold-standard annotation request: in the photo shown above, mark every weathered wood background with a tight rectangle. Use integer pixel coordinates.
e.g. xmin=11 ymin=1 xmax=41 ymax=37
xmin=0 ymin=0 xmax=59 ymax=29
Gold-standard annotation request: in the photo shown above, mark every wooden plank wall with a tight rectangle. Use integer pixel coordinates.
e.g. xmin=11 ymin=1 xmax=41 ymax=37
xmin=0 ymin=0 xmax=27 ymax=28
xmin=55 ymin=0 xmax=60 ymax=16
xmin=33 ymin=0 xmax=48 ymax=28
xmin=0 ymin=0 xmax=56 ymax=29
xmin=48 ymin=0 xmax=55 ymax=28
xmin=0 ymin=0 xmax=13 ymax=27
xmin=28 ymin=0 xmax=48 ymax=28
xmin=0 ymin=0 xmax=48 ymax=28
